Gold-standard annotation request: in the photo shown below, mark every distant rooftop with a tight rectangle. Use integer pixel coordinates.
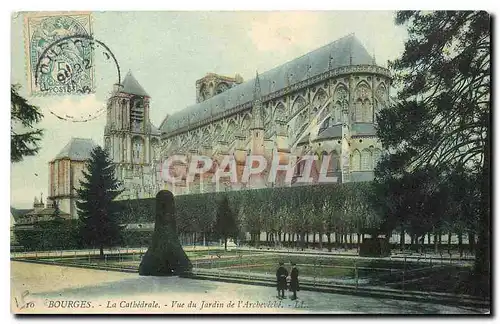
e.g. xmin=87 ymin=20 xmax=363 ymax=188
xmin=54 ymin=138 xmax=97 ymax=161
xmin=120 ymin=71 xmax=150 ymax=97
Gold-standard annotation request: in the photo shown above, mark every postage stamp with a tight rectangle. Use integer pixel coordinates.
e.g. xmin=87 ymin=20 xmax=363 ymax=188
xmin=23 ymin=12 xmax=94 ymax=96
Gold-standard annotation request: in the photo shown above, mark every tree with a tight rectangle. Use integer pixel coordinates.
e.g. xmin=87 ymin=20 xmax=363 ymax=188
xmin=214 ymin=195 xmax=238 ymax=251
xmin=11 ymin=84 xmax=44 ymax=162
xmin=76 ymin=146 xmax=124 ymax=258
xmin=377 ymin=11 xmax=490 ymax=279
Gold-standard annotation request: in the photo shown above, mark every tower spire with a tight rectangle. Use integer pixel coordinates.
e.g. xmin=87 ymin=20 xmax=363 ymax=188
xmin=253 ymin=71 xmax=262 ymax=101
xmin=251 ymin=71 xmax=264 ymax=130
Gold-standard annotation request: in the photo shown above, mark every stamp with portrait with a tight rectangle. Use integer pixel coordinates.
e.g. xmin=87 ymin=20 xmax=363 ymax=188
xmin=23 ymin=12 xmax=94 ymax=96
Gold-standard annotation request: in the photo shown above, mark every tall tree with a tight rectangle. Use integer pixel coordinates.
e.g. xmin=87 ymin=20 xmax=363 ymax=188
xmin=214 ymin=195 xmax=238 ymax=251
xmin=11 ymin=84 xmax=44 ymax=162
xmin=377 ymin=11 xmax=490 ymax=281
xmin=76 ymin=146 xmax=124 ymax=258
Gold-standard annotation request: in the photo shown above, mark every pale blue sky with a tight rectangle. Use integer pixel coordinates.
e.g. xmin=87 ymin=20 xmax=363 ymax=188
xmin=11 ymin=11 xmax=407 ymax=208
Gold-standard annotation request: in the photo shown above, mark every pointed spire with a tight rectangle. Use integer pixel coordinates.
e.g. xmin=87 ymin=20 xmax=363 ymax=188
xmin=40 ymin=192 xmax=43 ymax=205
xmin=34 ymin=196 xmax=39 ymax=205
xmin=253 ymin=71 xmax=262 ymax=101
xmin=121 ymin=71 xmax=150 ymax=97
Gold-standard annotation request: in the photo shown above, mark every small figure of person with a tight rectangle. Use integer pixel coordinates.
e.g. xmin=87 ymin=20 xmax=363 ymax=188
xmin=276 ymin=262 xmax=288 ymax=299
xmin=290 ymin=262 xmax=299 ymax=300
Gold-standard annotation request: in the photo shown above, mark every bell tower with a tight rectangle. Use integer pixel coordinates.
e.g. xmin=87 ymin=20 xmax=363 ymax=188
xmin=104 ymin=71 xmax=161 ymax=199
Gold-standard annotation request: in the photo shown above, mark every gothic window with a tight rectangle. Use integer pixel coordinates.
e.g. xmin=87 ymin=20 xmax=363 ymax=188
xmin=361 ymin=149 xmax=372 ymax=171
xmin=351 ymin=150 xmax=361 ymax=171
xmin=355 ymin=99 xmax=363 ymax=122
xmin=362 ymin=99 xmax=373 ymax=123
xmin=312 ymin=89 xmax=327 ymax=113
xmin=123 ymin=137 xmax=128 ymax=161
xmin=334 ymin=102 xmax=342 ymax=124
xmin=200 ymin=84 xmax=209 ymax=101
xmin=274 ymin=103 xmax=286 ymax=122
xmin=331 ymin=151 xmax=340 ymax=172
xmin=130 ymin=99 xmax=144 ymax=132
xmin=291 ymin=96 xmax=306 ymax=115
xmin=132 ymin=137 xmax=144 ymax=164
xmin=150 ymin=139 xmax=157 ymax=161
xmin=215 ymin=83 xmax=229 ymax=95
xmin=373 ymin=148 xmax=382 ymax=169
xmin=295 ymin=159 xmax=306 ymax=177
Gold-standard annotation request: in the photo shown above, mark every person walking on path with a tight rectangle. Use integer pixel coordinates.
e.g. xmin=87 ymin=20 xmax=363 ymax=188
xmin=276 ymin=262 xmax=288 ymax=299
xmin=290 ymin=262 xmax=299 ymax=300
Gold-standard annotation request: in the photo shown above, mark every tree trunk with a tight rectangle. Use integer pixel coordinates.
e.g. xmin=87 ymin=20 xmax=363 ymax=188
xmin=327 ymin=233 xmax=332 ymax=252
xmin=434 ymin=231 xmax=438 ymax=254
xmin=357 ymin=233 xmax=361 ymax=251
xmin=447 ymin=231 xmax=452 ymax=255
xmin=468 ymin=231 xmax=475 ymax=253
xmin=427 ymin=232 xmax=431 ymax=245
xmin=458 ymin=231 xmax=463 ymax=258
xmin=475 ymin=119 xmax=490 ymax=283
xmin=224 ymin=237 xmax=228 ymax=251
xmin=400 ymin=228 xmax=405 ymax=250
xmin=203 ymin=232 xmax=206 ymax=247
xmin=99 ymin=245 xmax=104 ymax=259
xmin=318 ymin=232 xmax=323 ymax=250
xmin=300 ymin=232 xmax=305 ymax=251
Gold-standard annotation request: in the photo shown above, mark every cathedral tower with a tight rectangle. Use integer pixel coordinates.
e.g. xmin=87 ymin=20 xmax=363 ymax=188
xmin=104 ymin=71 xmax=161 ymax=199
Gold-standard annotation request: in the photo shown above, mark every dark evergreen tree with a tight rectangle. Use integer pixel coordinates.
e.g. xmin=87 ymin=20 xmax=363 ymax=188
xmin=214 ymin=195 xmax=238 ymax=251
xmin=376 ymin=11 xmax=490 ymax=284
xmin=11 ymin=84 xmax=44 ymax=162
xmin=76 ymin=146 xmax=124 ymax=258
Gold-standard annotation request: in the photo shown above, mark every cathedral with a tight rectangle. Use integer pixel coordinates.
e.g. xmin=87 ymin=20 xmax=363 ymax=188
xmin=32 ymin=33 xmax=391 ymax=222
xmin=158 ymin=33 xmax=391 ymax=195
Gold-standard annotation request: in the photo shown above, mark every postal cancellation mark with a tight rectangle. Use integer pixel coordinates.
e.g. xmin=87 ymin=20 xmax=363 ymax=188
xmin=23 ymin=12 xmax=94 ymax=96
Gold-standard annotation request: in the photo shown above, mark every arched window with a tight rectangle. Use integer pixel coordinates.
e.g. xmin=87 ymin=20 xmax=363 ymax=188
xmin=334 ymin=102 xmax=342 ymax=124
xmin=355 ymin=99 xmax=363 ymax=122
xmin=292 ymin=96 xmax=306 ymax=115
xmin=363 ymin=99 xmax=373 ymax=123
xmin=151 ymin=138 xmax=159 ymax=161
xmin=122 ymin=137 xmax=127 ymax=161
xmin=132 ymin=137 xmax=144 ymax=164
xmin=361 ymin=149 xmax=372 ymax=171
xmin=351 ymin=150 xmax=361 ymax=171
xmin=331 ymin=150 xmax=340 ymax=172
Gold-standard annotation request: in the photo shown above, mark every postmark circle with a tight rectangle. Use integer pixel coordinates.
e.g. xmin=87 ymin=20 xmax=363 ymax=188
xmin=34 ymin=35 xmax=121 ymax=122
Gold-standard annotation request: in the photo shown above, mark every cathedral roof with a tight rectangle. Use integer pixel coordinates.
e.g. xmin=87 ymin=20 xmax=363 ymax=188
xmin=121 ymin=71 xmax=150 ymax=97
xmin=317 ymin=124 xmax=343 ymax=140
xmin=54 ymin=138 xmax=97 ymax=161
xmin=161 ymin=34 xmax=375 ymax=135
